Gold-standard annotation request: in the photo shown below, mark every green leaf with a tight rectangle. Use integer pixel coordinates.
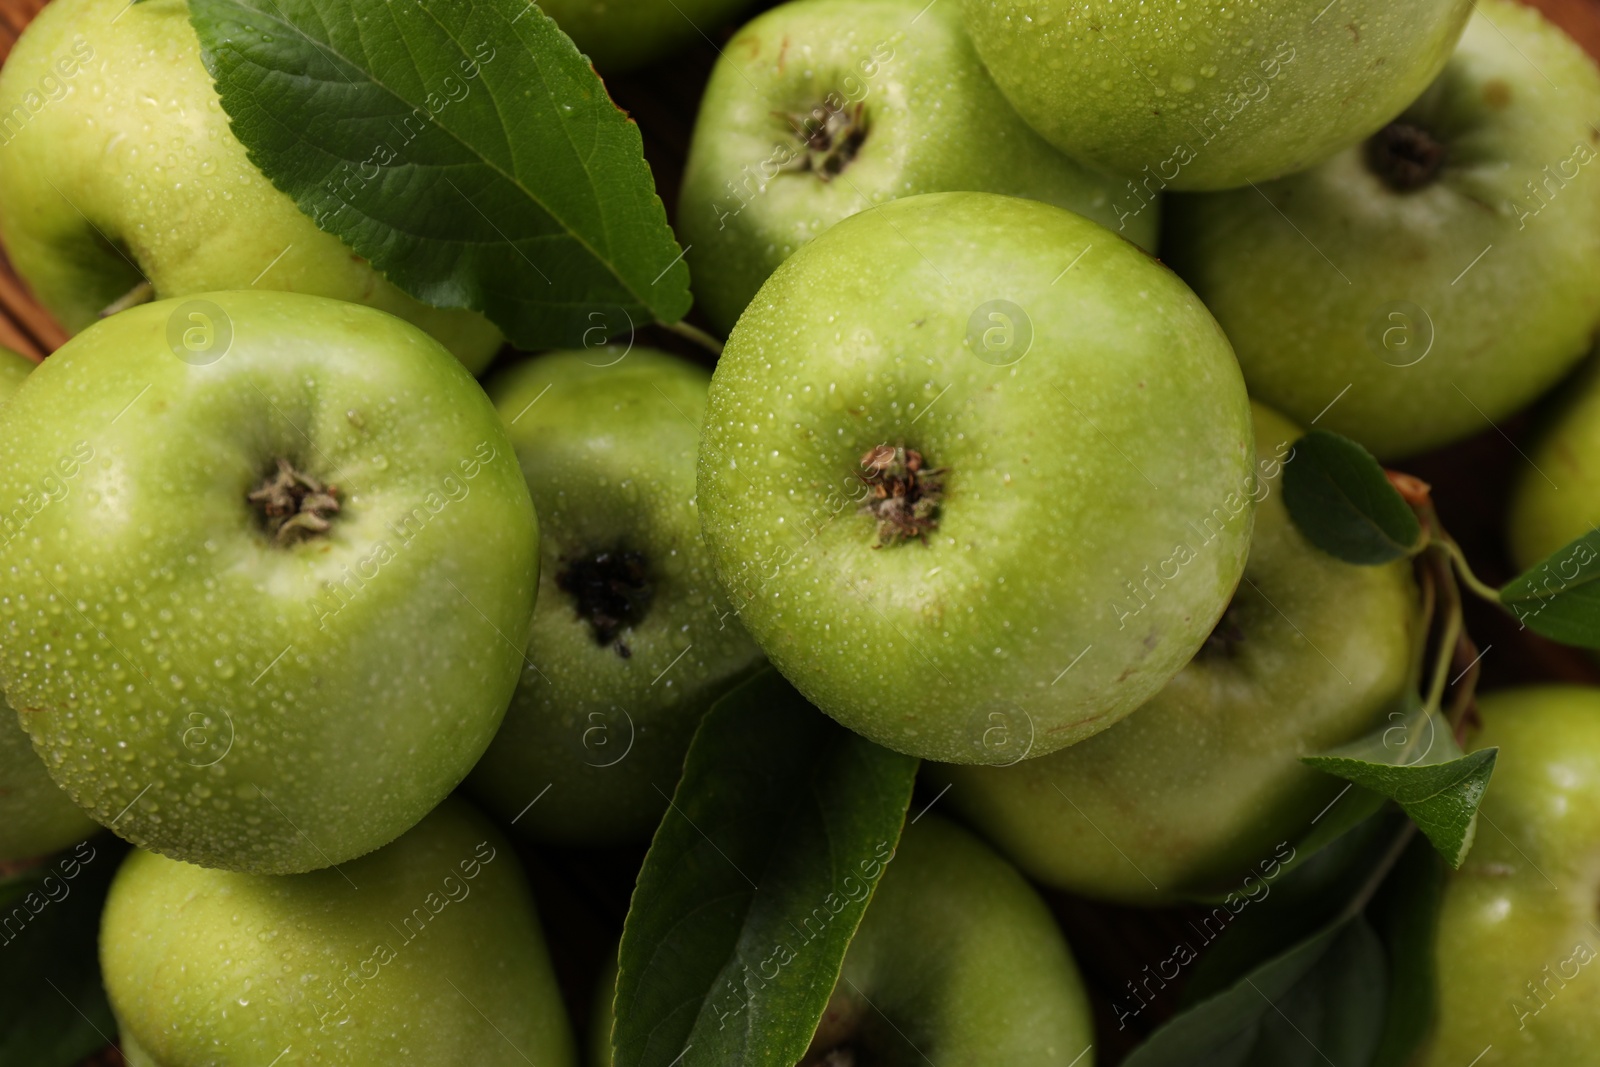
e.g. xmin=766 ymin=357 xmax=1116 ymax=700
xmin=1124 ymin=916 xmax=1388 ymax=1067
xmin=188 ymin=0 xmax=692 ymax=350
xmin=1303 ymin=701 xmax=1495 ymax=868
xmin=1181 ymin=809 xmax=1406 ymax=1005
xmin=1499 ymin=529 xmax=1600 ymax=647
xmin=1144 ymin=817 xmax=1440 ymax=1067
xmin=1183 ymin=781 xmax=1388 ymax=910
xmin=613 ymin=668 xmax=919 ymax=1067
xmin=1368 ymin=835 xmax=1447 ymax=1067
xmin=0 ymin=840 xmax=122 ymax=1067
xmin=1282 ymin=430 xmax=1421 ymax=564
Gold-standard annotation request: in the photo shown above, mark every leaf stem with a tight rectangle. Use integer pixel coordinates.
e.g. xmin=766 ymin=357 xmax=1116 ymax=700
xmin=1438 ymin=537 xmax=1502 ymax=604
xmin=660 ymin=318 xmax=724 ymax=356
xmin=1407 ymin=555 xmax=1438 ymax=697
xmin=1423 ymin=545 xmax=1463 ymax=717
xmin=1341 ymin=820 xmax=1418 ymax=922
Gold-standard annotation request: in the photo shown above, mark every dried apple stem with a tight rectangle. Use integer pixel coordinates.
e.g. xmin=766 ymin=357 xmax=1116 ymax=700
xmin=248 ymin=458 xmax=341 ymax=545
xmin=858 ymin=444 xmax=944 ymax=546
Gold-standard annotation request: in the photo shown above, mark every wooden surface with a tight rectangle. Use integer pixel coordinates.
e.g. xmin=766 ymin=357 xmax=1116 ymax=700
xmin=0 ymin=0 xmax=1597 ymax=1064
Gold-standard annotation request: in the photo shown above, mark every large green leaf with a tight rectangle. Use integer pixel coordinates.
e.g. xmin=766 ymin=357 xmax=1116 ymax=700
xmin=1182 ymin=810 xmax=1405 ymax=1005
xmin=189 ymin=0 xmax=692 ymax=350
xmin=613 ymin=669 xmax=919 ymax=1067
xmin=1282 ymin=430 xmax=1421 ymax=564
xmin=1304 ymin=700 xmax=1495 ymax=868
xmin=1125 ymin=916 xmax=1388 ymax=1067
xmin=1499 ymin=529 xmax=1600 ymax=647
xmin=0 ymin=839 xmax=121 ymax=1067
xmin=1147 ymin=817 xmax=1440 ymax=1067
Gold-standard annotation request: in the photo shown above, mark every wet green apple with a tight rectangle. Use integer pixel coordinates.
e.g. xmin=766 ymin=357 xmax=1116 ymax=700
xmin=960 ymin=0 xmax=1470 ymax=190
xmin=0 ymin=0 xmax=501 ymax=371
xmin=540 ymin=0 xmax=755 ymax=72
xmin=0 ymin=346 xmax=29 ymax=392
xmin=697 ymin=191 xmax=1253 ymax=764
xmin=0 ymin=345 xmax=98 ymax=861
xmin=1416 ymin=687 xmax=1600 ymax=1067
xmin=592 ymin=815 xmax=1094 ymax=1066
xmin=1508 ymin=358 xmax=1600 ymax=571
xmin=1165 ymin=0 xmax=1600 ymax=459
xmin=469 ymin=349 xmax=763 ymax=844
xmin=0 ymin=291 xmax=537 ymax=874
xmin=102 ymin=797 xmax=576 ymax=1067
xmin=801 ymin=815 xmax=1094 ymax=1064
xmin=927 ymin=403 xmax=1418 ymax=903
xmin=678 ymin=0 xmax=1155 ymax=335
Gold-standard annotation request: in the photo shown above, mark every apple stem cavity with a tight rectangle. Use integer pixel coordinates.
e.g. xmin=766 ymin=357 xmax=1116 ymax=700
xmin=556 ymin=549 xmax=653 ymax=657
xmin=859 ymin=444 xmax=944 ymax=547
xmin=247 ymin=457 xmax=341 ymax=545
xmin=1365 ymin=121 xmax=1449 ymax=192
xmin=800 ymin=990 xmax=867 ymax=1066
xmin=1201 ymin=599 xmax=1246 ymax=657
xmin=778 ymin=101 xmax=869 ymax=182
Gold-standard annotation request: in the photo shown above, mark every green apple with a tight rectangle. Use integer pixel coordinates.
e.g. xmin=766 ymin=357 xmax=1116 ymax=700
xmin=927 ymin=403 xmax=1418 ymax=903
xmin=960 ymin=0 xmax=1471 ymax=191
xmin=1164 ymin=0 xmax=1600 ymax=459
xmin=0 ymin=291 xmax=538 ymax=874
xmin=697 ymin=191 xmax=1254 ymax=764
xmin=0 ymin=345 xmax=98 ymax=861
xmin=1415 ymin=686 xmax=1600 ymax=1067
xmin=469 ymin=349 xmax=764 ymax=844
xmin=541 ymin=0 xmax=755 ymax=72
xmin=591 ymin=815 xmax=1094 ymax=1065
xmin=677 ymin=0 xmax=1157 ymax=336
xmin=1508 ymin=358 xmax=1600 ymax=571
xmin=0 ymin=345 xmax=30 ymax=392
xmin=803 ymin=815 xmax=1093 ymax=1064
xmin=101 ymin=797 xmax=577 ymax=1067
xmin=0 ymin=0 xmax=502 ymax=372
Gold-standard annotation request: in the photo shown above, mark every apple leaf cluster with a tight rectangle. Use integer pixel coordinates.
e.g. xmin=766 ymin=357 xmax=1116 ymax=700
xmin=187 ymin=0 xmax=691 ymax=351
xmin=614 ymin=668 xmax=919 ymax=1067
xmin=1286 ymin=427 xmax=1600 ymax=652
xmin=1276 ymin=426 xmax=1600 ymax=871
